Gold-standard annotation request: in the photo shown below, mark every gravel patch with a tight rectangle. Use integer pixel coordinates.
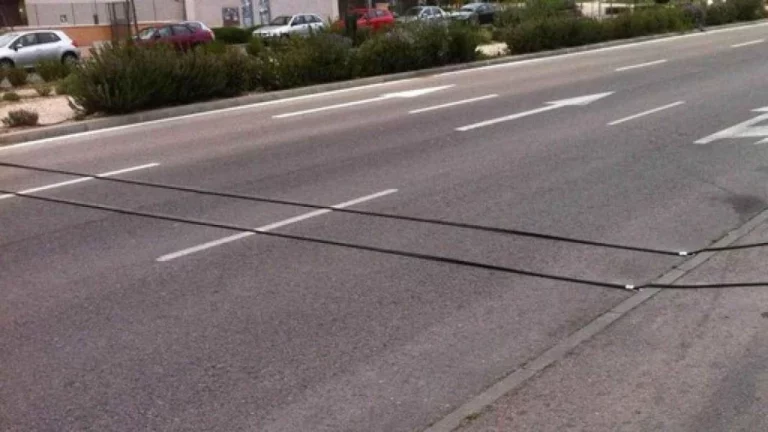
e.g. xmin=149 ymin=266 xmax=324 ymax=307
xmin=0 ymin=95 xmax=75 ymax=128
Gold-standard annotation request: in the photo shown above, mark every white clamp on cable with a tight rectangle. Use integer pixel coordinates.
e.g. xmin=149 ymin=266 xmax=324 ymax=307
xmin=678 ymin=251 xmax=690 ymax=256
xmin=624 ymin=284 xmax=636 ymax=291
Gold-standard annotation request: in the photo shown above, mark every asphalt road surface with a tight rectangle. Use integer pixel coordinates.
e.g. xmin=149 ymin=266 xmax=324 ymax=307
xmin=3 ymin=23 xmax=768 ymax=432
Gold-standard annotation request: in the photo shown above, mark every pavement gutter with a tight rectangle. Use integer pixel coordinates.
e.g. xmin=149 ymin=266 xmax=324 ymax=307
xmin=422 ymin=207 xmax=768 ymax=432
xmin=1 ymin=19 xmax=766 ymax=147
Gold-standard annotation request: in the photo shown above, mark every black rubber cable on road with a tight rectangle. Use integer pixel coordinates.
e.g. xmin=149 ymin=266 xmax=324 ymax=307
xmin=6 ymin=188 xmax=768 ymax=291
xmin=0 ymin=161 xmax=689 ymax=257
xmin=0 ymin=187 xmax=636 ymax=291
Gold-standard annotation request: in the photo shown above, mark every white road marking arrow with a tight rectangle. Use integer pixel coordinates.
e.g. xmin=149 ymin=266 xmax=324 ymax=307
xmin=456 ymin=92 xmax=613 ymax=132
xmin=696 ymin=107 xmax=768 ymax=145
xmin=273 ymin=85 xmax=454 ymax=118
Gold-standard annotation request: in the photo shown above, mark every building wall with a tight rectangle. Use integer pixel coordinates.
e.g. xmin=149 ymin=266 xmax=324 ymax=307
xmin=189 ymin=0 xmax=240 ymax=27
xmin=25 ymin=0 xmax=183 ymax=26
xmin=22 ymin=0 xmax=339 ymax=29
xmin=269 ymin=0 xmax=338 ymax=22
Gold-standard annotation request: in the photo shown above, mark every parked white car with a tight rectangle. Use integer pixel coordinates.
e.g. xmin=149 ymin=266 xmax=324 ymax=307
xmin=0 ymin=30 xmax=79 ymax=68
xmin=253 ymin=14 xmax=326 ymax=38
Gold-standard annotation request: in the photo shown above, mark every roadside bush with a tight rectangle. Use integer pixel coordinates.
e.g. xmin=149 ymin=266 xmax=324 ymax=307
xmin=503 ymin=7 xmax=692 ymax=54
xmin=212 ymin=26 xmax=251 ymax=44
xmin=34 ymin=84 xmax=52 ymax=97
xmin=200 ymin=40 xmax=228 ymax=54
xmin=6 ymin=67 xmax=27 ymax=87
xmin=245 ymin=36 xmax=265 ymax=56
xmin=219 ymin=49 xmax=258 ymax=95
xmin=55 ymin=73 xmax=78 ymax=95
xmin=355 ymin=22 xmax=480 ymax=76
xmin=254 ymin=33 xmax=354 ymax=90
xmin=2 ymin=91 xmax=20 ymax=102
xmin=732 ymin=0 xmax=765 ymax=20
xmin=706 ymin=2 xmax=737 ymax=25
xmin=35 ymin=59 xmax=71 ymax=82
xmin=3 ymin=109 xmax=38 ymax=127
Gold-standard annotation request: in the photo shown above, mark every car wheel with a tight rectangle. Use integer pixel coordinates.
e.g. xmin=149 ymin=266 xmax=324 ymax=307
xmin=0 ymin=59 xmax=14 ymax=69
xmin=62 ymin=52 xmax=78 ymax=66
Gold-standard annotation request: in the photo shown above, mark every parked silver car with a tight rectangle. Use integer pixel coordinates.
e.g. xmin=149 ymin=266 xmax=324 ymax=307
xmin=0 ymin=30 xmax=79 ymax=68
xmin=397 ymin=6 xmax=449 ymax=23
xmin=253 ymin=14 xmax=326 ymax=38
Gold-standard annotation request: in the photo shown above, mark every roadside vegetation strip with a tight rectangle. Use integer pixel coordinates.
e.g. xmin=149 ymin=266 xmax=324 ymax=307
xmin=0 ymin=161 xmax=689 ymax=257
xmin=60 ymin=1 xmax=766 ymax=118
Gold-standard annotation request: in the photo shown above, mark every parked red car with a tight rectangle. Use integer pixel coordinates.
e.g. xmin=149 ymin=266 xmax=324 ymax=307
xmin=334 ymin=8 xmax=395 ymax=32
xmin=135 ymin=23 xmax=213 ymax=49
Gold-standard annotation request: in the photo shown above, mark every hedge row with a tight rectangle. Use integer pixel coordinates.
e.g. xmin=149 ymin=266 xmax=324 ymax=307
xmin=504 ymin=7 xmax=693 ymax=54
xmin=705 ymin=0 xmax=765 ymax=25
xmin=68 ymin=22 xmax=480 ymax=114
xmin=503 ymin=1 xmax=766 ymax=55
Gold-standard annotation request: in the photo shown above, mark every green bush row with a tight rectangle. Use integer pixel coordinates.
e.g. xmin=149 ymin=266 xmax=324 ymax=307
xmin=211 ymin=26 xmax=263 ymax=44
xmin=68 ymin=23 xmax=481 ymax=114
xmin=503 ymin=7 xmax=693 ymax=54
xmin=706 ymin=0 xmax=765 ymax=26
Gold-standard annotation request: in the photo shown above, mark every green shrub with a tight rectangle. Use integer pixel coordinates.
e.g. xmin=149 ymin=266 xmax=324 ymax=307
xmin=6 ymin=67 xmax=27 ymax=87
xmin=730 ymin=0 xmax=764 ymax=21
xmin=219 ymin=49 xmax=258 ymax=95
xmin=254 ymin=33 xmax=354 ymax=90
xmin=35 ymin=59 xmax=71 ymax=82
xmin=504 ymin=7 xmax=692 ymax=55
xmin=245 ymin=36 xmax=265 ymax=56
xmin=200 ymin=40 xmax=228 ymax=54
xmin=34 ymin=84 xmax=52 ymax=97
xmin=3 ymin=109 xmax=38 ymax=127
xmin=69 ymin=42 xmax=255 ymax=114
xmin=169 ymin=51 xmax=227 ymax=104
xmin=355 ymin=22 xmax=480 ymax=77
xmin=55 ymin=73 xmax=78 ymax=95
xmin=2 ymin=91 xmax=20 ymax=102
xmin=212 ymin=26 xmax=251 ymax=44
xmin=706 ymin=2 xmax=737 ymax=25
xmin=494 ymin=6 xmax=525 ymax=28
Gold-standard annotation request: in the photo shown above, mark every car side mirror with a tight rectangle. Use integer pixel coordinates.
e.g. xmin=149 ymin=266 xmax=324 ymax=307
xmin=11 ymin=44 xmax=18 ymax=51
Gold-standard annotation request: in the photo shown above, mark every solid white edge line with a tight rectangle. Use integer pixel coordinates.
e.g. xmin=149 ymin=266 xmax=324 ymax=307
xmin=156 ymin=189 xmax=398 ymax=262
xmin=731 ymin=38 xmax=764 ymax=47
xmin=0 ymin=162 xmax=160 ymax=201
xmin=614 ymin=59 xmax=668 ymax=72
xmin=0 ymin=80 xmax=418 ymax=152
xmin=437 ymin=21 xmax=768 ymax=77
xmin=607 ymin=101 xmax=685 ymax=126
xmin=408 ymin=94 xmax=499 ymax=114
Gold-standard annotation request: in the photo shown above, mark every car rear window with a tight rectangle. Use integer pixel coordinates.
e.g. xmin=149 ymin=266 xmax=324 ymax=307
xmin=37 ymin=32 xmax=61 ymax=43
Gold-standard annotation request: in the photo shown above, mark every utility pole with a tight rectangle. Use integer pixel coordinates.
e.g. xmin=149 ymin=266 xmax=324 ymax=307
xmin=129 ymin=0 xmax=139 ymax=37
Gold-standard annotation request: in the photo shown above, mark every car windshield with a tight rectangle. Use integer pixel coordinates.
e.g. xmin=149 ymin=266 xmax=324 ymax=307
xmin=138 ymin=27 xmax=157 ymax=40
xmin=185 ymin=22 xmax=202 ymax=30
xmin=404 ymin=7 xmax=423 ymax=16
xmin=0 ymin=33 xmax=18 ymax=47
xmin=270 ymin=16 xmax=291 ymax=26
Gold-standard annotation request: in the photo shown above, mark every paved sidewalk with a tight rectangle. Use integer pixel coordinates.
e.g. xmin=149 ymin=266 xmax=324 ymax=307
xmin=457 ymin=220 xmax=768 ymax=432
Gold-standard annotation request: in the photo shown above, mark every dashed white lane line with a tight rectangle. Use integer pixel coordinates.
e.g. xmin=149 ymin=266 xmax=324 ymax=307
xmin=156 ymin=189 xmax=398 ymax=262
xmin=607 ymin=101 xmax=685 ymax=126
xmin=614 ymin=59 xmax=668 ymax=72
xmin=731 ymin=38 xmax=764 ymax=48
xmin=0 ymin=163 xmax=159 ymax=201
xmin=408 ymin=94 xmax=499 ymax=114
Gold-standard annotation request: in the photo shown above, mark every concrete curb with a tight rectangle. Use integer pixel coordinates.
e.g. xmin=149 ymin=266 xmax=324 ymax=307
xmin=1 ymin=18 xmax=766 ymax=146
xmin=422 ymin=204 xmax=768 ymax=432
